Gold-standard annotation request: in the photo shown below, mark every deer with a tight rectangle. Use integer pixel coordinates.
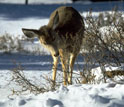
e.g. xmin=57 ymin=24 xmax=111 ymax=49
xmin=22 ymin=6 xmax=85 ymax=86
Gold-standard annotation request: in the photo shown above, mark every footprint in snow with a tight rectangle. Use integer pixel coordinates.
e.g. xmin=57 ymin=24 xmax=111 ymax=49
xmin=46 ymin=98 xmax=64 ymax=107
xmin=0 ymin=102 xmax=5 ymax=107
xmin=19 ymin=99 xmax=27 ymax=106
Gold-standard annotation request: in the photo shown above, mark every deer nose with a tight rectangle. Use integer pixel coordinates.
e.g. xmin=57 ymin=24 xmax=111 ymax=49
xmin=54 ymin=52 xmax=59 ymax=57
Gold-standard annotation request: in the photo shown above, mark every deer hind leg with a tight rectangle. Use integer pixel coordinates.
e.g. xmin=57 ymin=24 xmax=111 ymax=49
xmin=68 ymin=54 xmax=77 ymax=85
xmin=52 ymin=55 xmax=58 ymax=86
xmin=59 ymin=50 xmax=69 ymax=85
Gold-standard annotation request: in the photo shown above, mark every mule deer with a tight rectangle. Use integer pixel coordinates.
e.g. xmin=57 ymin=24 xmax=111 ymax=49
xmin=22 ymin=6 xmax=84 ymax=85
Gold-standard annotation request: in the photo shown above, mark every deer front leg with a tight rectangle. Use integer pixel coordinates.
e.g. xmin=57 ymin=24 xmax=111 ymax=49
xmin=68 ymin=54 xmax=77 ymax=84
xmin=52 ymin=55 xmax=58 ymax=86
xmin=61 ymin=58 xmax=68 ymax=86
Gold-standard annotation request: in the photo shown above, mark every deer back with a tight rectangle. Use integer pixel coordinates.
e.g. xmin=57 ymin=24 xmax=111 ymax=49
xmin=47 ymin=6 xmax=84 ymax=36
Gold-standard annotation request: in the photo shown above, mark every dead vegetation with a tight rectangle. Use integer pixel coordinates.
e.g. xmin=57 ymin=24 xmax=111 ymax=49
xmin=105 ymin=70 xmax=124 ymax=78
xmin=81 ymin=10 xmax=124 ymax=84
xmin=0 ymin=33 xmax=46 ymax=55
xmin=11 ymin=64 xmax=59 ymax=95
xmin=0 ymin=33 xmax=22 ymax=53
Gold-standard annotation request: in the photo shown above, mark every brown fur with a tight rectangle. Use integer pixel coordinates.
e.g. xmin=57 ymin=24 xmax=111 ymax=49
xmin=22 ymin=6 xmax=85 ymax=85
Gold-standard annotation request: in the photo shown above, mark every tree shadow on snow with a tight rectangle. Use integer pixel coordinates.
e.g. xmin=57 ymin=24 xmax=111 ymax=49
xmin=0 ymin=1 xmax=124 ymax=20
xmin=0 ymin=53 xmax=85 ymax=71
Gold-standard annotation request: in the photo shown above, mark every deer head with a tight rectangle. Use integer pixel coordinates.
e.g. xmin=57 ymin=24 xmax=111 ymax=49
xmin=22 ymin=12 xmax=60 ymax=57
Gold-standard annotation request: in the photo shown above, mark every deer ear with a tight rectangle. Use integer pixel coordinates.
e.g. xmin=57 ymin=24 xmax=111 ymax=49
xmin=22 ymin=28 xmax=40 ymax=38
xmin=52 ymin=11 xmax=59 ymax=30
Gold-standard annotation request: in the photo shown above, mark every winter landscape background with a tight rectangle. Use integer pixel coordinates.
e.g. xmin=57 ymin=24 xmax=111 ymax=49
xmin=0 ymin=0 xmax=124 ymax=107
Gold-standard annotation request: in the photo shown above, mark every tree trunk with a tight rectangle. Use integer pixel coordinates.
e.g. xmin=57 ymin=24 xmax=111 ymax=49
xmin=25 ymin=0 xmax=28 ymax=5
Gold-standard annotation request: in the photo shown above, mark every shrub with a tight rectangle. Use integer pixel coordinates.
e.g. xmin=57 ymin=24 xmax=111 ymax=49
xmin=81 ymin=10 xmax=124 ymax=83
xmin=0 ymin=33 xmax=47 ymax=55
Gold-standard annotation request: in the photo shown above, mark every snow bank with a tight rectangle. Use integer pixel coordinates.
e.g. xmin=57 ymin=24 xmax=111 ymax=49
xmin=0 ymin=68 xmax=124 ymax=107
xmin=0 ymin=18 xmax=49 ymax=37
xmin=1 ymin=83 xmax=124 ymax=107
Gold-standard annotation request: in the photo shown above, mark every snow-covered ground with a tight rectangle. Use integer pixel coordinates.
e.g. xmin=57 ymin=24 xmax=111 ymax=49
xmin=1 ymin=73 xmax=124 ymax=107
xmin=0 ymin=0 xmax=124 ymax=107
xmin=0 ymin=66 xmax=124 ymax=107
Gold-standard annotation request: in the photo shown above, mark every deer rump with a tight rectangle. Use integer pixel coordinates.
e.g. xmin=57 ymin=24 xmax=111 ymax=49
xmin=48 ymin=6 xmax=83 ymax=36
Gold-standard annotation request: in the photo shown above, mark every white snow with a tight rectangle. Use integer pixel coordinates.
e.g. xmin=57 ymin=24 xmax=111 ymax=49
xmin=0 ymin=18 xmax=49 ymax=36
xmin=1 ymin=70 xmax=124 ymax=107
xmin=0 ymin=0 xmax=124 ymax=107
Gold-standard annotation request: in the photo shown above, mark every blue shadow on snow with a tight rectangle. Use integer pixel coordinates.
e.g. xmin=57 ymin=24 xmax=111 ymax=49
xmin=0 ymin=1 xmax=124 ymax=20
